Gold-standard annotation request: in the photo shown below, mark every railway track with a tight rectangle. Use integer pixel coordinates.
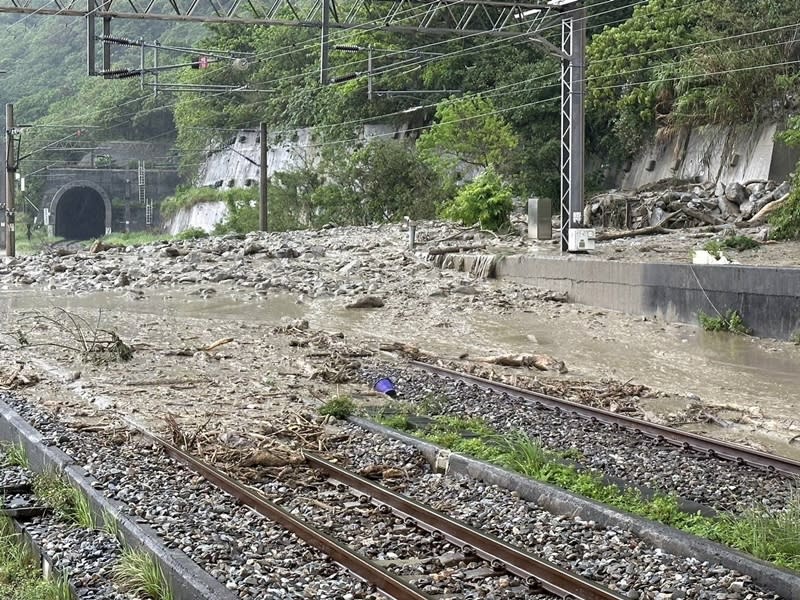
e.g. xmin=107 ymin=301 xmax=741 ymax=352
xmin=393 ymin=361 xmax=795 ymax=514
xmin=2 ymin=393 xmax=790 ymax=599
xmin=130 ymin=418 xmax=624 ymax=600
xmin=411 ymin=361 xmax=800 ymax=477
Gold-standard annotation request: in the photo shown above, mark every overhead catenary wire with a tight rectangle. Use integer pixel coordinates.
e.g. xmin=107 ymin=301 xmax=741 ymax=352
xmin=14 ymin=0 xmax=799 ymax=163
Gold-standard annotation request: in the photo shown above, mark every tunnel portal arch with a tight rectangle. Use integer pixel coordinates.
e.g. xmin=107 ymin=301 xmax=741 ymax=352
xmin=49 ymin=181 xmax=112 ymax=240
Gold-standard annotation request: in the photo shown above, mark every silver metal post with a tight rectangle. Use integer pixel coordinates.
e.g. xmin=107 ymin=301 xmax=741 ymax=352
xmin=320 ymin=0 xmax=330 ymax=84
xmin=559 ymin=5 xmax=586 ymax=252
xmin=5 ymin=104 xmax=16 ymax=257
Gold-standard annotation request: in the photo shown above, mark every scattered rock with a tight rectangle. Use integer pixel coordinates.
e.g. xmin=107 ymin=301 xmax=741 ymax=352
xmin=345 ymin=296 xmax=385 ymax=309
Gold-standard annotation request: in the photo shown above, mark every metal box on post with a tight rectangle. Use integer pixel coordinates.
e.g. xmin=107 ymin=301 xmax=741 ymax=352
xmin=528 ymin=197 xmax=552 ymax=240
xmin=568 ymin=228 xmax=596 ymax=252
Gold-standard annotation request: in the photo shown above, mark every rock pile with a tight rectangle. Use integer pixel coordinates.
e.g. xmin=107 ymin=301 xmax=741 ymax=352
xmin=0 ymin=223 xmax=544 ymax=314
xmin=586 ymin=179 xmax=791 ymax=232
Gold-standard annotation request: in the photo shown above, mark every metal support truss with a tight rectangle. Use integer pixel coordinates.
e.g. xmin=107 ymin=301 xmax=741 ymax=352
xmin=559 ymin=4 xmax=584 ymax=252
xmin=1 ymin=0 xmax=558 ymax=34
xmin=1 ymin=0 xmax=586 ymax=247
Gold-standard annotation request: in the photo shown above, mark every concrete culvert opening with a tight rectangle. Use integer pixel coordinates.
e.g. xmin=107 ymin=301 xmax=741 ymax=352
xmin=54 ymin=187 xmax=107 ymax=240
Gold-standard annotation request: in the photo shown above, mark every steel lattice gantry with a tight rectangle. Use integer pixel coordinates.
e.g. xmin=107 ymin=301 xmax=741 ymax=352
xmin=0 ymin=0 xmax=586 ymax=251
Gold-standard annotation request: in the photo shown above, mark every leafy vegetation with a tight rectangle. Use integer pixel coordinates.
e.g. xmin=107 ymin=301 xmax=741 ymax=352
xmin=319 ymin=395 xmax=356 ymax=420
xmin=1 ymin=442 xmax=28 ymax=468
xmin=768 ymin=172 xmax=800 ymax=240
xmin=160 ymin=187 xmax=227 ymax=218
xmin=5 ymin=1 xmax=800 ymax=235
xmin=176 ymin=227 xmax=208 ymax=240
xmin=439 ymin=168 xmax=513 ymax=232
xmin=702 ymin=235 xmax=759 ymax=258
xmin=719 ymin=235 xmax=760 ymax=251
xmin=698 ymin=310 xmax=751 ymax=335
xmin=95 ymin=232 xmax=170 ymax=247
xmin=587 ymin=0 xmax=800 ymax=159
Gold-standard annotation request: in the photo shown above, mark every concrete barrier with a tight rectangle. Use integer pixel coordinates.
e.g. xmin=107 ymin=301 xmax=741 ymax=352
xmin=0 ymin=398 xmax=237 ymax=600
xmin=492 ymin=255 xmax=800 ymax=340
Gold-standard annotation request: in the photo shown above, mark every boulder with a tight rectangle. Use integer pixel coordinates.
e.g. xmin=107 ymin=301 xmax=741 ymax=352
xmin=724 ymin=182 xmax=747 ymax=205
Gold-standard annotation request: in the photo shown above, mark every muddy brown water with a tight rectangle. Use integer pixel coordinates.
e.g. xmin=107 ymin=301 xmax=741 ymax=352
xmin=2 ymin=285 xmax=799 ymax=459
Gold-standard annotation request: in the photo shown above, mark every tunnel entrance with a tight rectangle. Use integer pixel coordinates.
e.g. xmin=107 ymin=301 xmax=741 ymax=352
xmin=53 ymin=186 xmax=107 ymax=240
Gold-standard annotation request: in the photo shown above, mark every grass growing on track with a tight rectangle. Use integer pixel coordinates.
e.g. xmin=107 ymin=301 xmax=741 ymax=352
xmin=1 ymin=442 xmax=29 ymax=468
xmin=319 ymin=395 xmax=356 ymax=419
xmin=113 ymin=548 xmax=173 ymax=600
xmin=32 ymin=472 xmax=95 ymax=529
xmin=0 ymin=516 xmax=72 ymax=600
xmin=375 ymin=408 xmax=800 ymax=572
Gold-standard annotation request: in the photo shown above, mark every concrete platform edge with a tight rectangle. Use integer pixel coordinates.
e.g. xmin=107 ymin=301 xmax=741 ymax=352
xmin=448 ymin=253 xmax=800 ymax=340
xmin=350 ymin=416 xmax=800 ymax=599
xmin=0 ymin=398 xmax=238 ymax=600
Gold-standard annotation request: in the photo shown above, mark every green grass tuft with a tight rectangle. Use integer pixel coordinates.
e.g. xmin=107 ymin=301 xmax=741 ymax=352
xmin=319 ymin=395 xmax=356 ymax=420
xmin=32 ymin=473 xmax=95 ymax=529
xmin=1 ymin=442 xmax=29 ymax=468
xmin=176 ymin=227 xmax=208 ymax=241
xmin=376 ymin=407 xmax=800 ymax=572
xmin=113 ymin=548 xmax=173 ymax=600
xmin=0 ymin=515 xmax=72 ymax=600
xmin=721 ymin=234 xmax=760 ymax=251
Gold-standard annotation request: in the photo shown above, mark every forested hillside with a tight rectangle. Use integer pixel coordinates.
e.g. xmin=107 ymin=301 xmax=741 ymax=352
xmin=2 ymin=0 xmax=799 ymax=232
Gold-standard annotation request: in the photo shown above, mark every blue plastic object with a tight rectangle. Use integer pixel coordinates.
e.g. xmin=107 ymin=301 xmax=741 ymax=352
xmin=374 ymin=378 xmax=397 ymax=397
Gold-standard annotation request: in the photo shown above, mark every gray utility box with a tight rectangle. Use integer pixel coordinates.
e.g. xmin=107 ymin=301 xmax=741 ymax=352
xmin=528 ymin=197 xmax=552 ymax=240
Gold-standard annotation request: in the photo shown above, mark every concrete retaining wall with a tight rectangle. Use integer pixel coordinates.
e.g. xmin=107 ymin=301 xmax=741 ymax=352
xmin=493 ymin=255 xmax=800 ymax=340
xmin=619 ymin=122 xmax=800 ymax=190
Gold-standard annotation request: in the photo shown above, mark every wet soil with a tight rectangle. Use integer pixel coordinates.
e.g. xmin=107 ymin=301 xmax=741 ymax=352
xmin=1 ymin=273 xmax=798 ymax=461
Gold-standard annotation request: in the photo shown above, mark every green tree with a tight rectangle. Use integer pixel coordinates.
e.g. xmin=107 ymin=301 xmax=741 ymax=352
xmin=587 ymin=0 xmax=800 ymax=158
xmin=417 ymin=96 xmax=519 ymax=179
xmin=308 ymin=140 xmax=443 ymax=227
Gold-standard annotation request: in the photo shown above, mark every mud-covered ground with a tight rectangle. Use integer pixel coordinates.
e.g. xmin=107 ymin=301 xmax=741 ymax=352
xmin=0 ymin=220 xmax=798 ymax=460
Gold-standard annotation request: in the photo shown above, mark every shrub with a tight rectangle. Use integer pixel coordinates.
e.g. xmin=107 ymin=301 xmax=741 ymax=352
xmin=699 ymin=310 xmax=751 ymax=335
xmin=722 ymin=235 xmax=759 ymax=251
xmin=213 ymin=188 xmax=260 ymax=234
xmin=160 ymin=187 xmax=222 ymax=218
xmin=176 ymin=227 xmax=208 ymax=240
xmin=702 ymin=240 xmax=724 ymax=259
xmin=769 ymin=183 xmax=800 ymax=240
xmin=438 ymin=168 xmax=513 ymax=232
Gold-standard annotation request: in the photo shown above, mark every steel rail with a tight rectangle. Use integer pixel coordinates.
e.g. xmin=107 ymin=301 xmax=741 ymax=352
xmin=306 ymin=453 xmax=624 ymax=600
xmin=412 ymin=361 xmax=800 ymax=477
xmin=128 ymin=424 xmax=433 ymax=600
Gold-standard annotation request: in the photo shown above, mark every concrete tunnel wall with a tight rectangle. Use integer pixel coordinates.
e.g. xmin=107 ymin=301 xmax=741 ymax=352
xmin=492 ymin=256 xmax=800 ymax=340
xmin=49 ymin=181 xmax=112 ymax=239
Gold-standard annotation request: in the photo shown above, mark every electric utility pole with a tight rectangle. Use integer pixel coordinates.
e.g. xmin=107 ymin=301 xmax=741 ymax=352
xmin=259 ymin=122 xmax=268 ymax=232
xmin=5 ymin=104 xmax=15 ymax=257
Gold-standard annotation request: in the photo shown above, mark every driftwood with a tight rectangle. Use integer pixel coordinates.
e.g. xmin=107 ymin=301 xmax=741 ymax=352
xmin=345 ymin=295 xmax=385 ymax=309
xmin=473 ymin=353 xmax=568 ymax=374
xmin=200 ymin=337 xmax=234 ymax=352
xmin=596 ymin=225 xmax=669 ymax=241
xmin=427 ymin=243 xmax=486 ymax=255
xmin=378 ymin=341 xmax=432 ymax=360
xmin=681 ymin=207 xmax=723 ymax=226
xmin=747 ymin=193 xmax=789 ymax=225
